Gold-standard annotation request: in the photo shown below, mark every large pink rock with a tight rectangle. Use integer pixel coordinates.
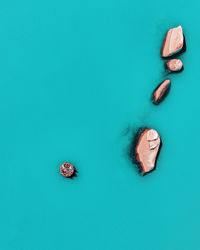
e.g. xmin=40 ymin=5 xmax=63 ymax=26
xmin=134 ymin=128 xmax=162 ymax=175
xmin=161 ymin=26 xmax=184 ymax=58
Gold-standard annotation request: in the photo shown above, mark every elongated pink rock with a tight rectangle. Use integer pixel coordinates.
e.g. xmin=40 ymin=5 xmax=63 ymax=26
xmin=166 ymin=59 xmax=183 ymax=72
xmin=134 ymin=128 xmax=162 ymax=175
xmin=152 ymin=79 xmax=171 ymax=105
xmin=162 ymin=26 xmax=184 ymax=58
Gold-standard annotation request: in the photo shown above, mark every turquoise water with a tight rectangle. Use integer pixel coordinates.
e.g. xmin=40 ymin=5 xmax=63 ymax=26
xmin=0 ymin=0 xmax=200 ymax=249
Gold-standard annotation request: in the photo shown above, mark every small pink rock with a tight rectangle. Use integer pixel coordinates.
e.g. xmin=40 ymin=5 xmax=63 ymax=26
xmin=162 ymin=26 xmax=184 ymax=58
xmin=166 ymin=59 xmax=183 ymax=72
xmin=60 ymin=162 xmax=77 ymax=178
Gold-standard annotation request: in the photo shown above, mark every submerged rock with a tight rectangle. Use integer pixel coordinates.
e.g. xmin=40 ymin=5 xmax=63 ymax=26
xmin=166 ymin=59 xmax=183 ymax=72
xmin=132 ymin=128 xmax=162 ymax=175
xmin=161 ymin=26 xmax=184 ymax=58
xmin=152 ymin=79 xmax=171 ymax=105
xmin=60 ymin=162 xmax=78 ymax=178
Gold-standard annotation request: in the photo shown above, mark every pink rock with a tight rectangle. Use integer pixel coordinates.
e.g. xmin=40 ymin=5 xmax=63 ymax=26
xmin=134 ymin=128 xmax=162 ymax=175
xmin=60 ymin=162 xmax=78 ymax=178
xmin=161 ymin=26 xmax=184 ymax=58
xmin=152 ymin=79 xmax=171 ymax=105
xmin=166 ymin=59 xmax=183 ymax=72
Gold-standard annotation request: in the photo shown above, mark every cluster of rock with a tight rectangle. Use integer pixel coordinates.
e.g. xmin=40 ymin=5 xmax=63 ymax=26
xmin=152 ymin=25 xmax=185 ymax=105
xmin=131 ymin=26 xmax=186 ymax=175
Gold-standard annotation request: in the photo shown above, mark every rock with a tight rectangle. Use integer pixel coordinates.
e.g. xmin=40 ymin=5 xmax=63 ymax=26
xmin=152 ymin=79 xmax=171 ymax=105
xmin=60 ymin=162 xmax=78 ymax=178
xmin=161 ymin=26 xmax=184 ymax=58
xmin=166 ymin=59 xmax=183 ymax=72
xmin=131 ymin=128 xmax=162 ymax=175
